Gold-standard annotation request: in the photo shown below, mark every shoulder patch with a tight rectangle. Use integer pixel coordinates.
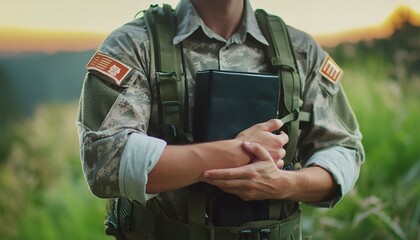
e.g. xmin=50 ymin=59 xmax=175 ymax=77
xmin=86 ymin=52 xmax=132 ymax=85
xmin=320 ymin=56 xmax=343 ymax=84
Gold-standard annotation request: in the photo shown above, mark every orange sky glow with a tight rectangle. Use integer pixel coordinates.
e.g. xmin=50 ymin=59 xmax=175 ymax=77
xmin=316 ymin=6 xmax=420 ymax=47
xmin=0 ymin=1 xmax=419 ymax=53
xmin=0 ymin=28 xmax=106 ymax=54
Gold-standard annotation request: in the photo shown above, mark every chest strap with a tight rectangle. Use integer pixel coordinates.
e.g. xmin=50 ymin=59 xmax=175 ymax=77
xmin=255 ymin=9 xmax=311 ymax=169
xmin=144 ymin=4 xmax=189 ymax=144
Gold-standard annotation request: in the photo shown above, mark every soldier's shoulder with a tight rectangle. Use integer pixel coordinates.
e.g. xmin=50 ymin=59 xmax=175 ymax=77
xmin=101 ymin=18 xmax=149 ymax=50
xmin=286 ymin=26 xmax=321 ymax=54
xmin=86 ymin=18 xmax=151 ymax=87
xmin=261 ymin=11 xmax=322 ymax=55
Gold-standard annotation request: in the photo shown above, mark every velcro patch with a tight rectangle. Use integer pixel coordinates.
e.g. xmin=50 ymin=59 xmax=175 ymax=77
xmin=86 ymin=52 xmax=132 ymax=85
xmin=320 ymin=56 xmax=343 ymax=84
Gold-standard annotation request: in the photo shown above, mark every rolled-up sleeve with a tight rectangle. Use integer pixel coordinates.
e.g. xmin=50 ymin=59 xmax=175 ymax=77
xmin=119 ymin=134 xmax=166 ymax=204
xmin=77 ymin=19 xmax=156 ymax=199
xmin=304 ymin=146 xmax=361 ymax=208
xmin=289 ymin=28 xmax=365 ymax=208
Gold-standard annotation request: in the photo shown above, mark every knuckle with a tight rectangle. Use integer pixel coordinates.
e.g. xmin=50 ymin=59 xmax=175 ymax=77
xmin=272 ymin=119 xmax=282 ymax=129
xmin=267 ymin=119 xmax=281 ymax=129
xmin=272 ymin=137 xmax=283 ymax=148
xmin=284 ymin=134 xmax=289 ymax=143
xmin=280 ymin=148 xmax=286 ymax=158
xmin=221 ymin=181 xmax=231 ymax=188
xmin=280 ymin=132 xmax=289 ymax=144
xmin=247 ymin=171 xmax=257 ymax=179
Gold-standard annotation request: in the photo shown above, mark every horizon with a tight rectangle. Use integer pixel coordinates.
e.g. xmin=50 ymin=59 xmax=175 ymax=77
xmin=1 ymin=2 xmax=420 ymax=54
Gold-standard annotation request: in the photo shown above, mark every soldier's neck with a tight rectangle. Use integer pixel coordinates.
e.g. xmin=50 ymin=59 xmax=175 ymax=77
xmin=192 ymin=0 xmax=244 ymax=40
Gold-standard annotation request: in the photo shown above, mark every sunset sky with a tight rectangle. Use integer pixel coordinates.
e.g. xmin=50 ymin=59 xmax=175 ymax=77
xmin=1 ymin=0 xmax=420 ymax=53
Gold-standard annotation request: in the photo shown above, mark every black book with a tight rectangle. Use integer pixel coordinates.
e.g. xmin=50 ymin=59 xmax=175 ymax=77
xmin=193 ymin=70 xmax=280 ymax=142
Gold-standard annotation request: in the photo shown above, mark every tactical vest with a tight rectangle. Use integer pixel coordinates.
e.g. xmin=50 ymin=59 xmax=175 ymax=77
xmin=105 ymin=4 xmax=311 ymax=240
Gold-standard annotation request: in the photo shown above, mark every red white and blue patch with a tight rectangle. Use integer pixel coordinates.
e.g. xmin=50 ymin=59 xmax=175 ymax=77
xmin=86 ymin=52 xmax=132 ymax=85
xmin=320 ymin=56 xmax=343 ymax=84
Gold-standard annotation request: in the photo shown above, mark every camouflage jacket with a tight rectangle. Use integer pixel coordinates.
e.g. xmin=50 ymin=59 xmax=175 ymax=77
xmin=77 ymin=0 xmax=364 ymax=215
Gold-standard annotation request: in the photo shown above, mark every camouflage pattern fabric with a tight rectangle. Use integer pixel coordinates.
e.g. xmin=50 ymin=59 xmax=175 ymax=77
xmin=77 ymin=0 xmax=364 ymax=220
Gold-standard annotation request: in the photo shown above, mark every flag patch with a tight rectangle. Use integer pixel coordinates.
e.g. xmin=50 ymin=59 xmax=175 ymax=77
xmin=87 ymin=52 xmax=132 ymax=85
xmin=320 ymin=56 xmax=343 ymax=84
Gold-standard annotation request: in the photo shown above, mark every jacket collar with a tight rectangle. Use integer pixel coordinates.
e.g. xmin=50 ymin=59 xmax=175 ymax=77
xmin=173 ymin=0 xmax=268 ymax=46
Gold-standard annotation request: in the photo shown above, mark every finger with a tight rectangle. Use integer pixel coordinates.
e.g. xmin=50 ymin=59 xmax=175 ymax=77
xmin=280 ymin=148 xmax=286 ymax=159
xmin=203 ymin=165 xmax=254 ymax=180
xmin=270 ymin=148 xmax=286 ymax=161
xmin=269 ymin=150 xmax=281 ymax=161
xmin=259 ymin=119 xmax=283 ymax=132
xmin=277 ymin=131 xmax=289 ymax=145
xmin=269 ymin=132 xmax=289 ymax=150
xmin=242 ymin=141 xmax=272 ymax=161
xmin=204 ymin=178 xmax=249 ymax=190
xmin=275 ymin=159 xmax=285 ymax=169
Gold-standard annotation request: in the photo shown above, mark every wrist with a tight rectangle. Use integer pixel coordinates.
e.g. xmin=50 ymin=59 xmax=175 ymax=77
xmin=275 ymin=170 xmax=297 ymax=200
xmin=198 ymin=139 xmax=252 ymax=171
xmin=279 ymin=166 xmax=339 ymax=203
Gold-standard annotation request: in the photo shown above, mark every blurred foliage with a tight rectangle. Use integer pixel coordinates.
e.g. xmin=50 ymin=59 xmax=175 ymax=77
xmin=0 ymin=104 xmax=110 ymax=240
xmin=1 ymin=63 xmax=419 ymax=239
xmin=0 ymin=70 xmax=22 ymax=161
xmin=301 ymin=16 xmax=420 ymax=240
xmin=301 ymin=63 xmax=420 ymax=240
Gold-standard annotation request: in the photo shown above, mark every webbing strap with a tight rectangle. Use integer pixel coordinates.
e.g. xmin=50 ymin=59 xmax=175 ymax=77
xmin=255 ymin=9 xmax=310 ymax=169
xmin=280 ymin=110 xmax=311 ymax=125
xmin=188 ymin=191 xmax=206 ymax=225
xmin=158 ymin=210 xmax=301 ymax=240
xmin=156 ymin=4 xmax=184 ymax=76
xmin=268 ymin=199 xmax=282 ymax=221
xmin=134 ymin=7 xmax=306 ymax=237
xmin=144 ymin=4 xmax=187 ymax=144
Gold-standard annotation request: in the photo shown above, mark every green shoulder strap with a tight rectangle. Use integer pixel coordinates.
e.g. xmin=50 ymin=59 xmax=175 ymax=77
xmin=144 ymin=4 xmax=189 ymax=144
xmin=133 ymin=6 xmax=304 ymax=230
xmin=255 ymin=9 xmax=311 ymax=169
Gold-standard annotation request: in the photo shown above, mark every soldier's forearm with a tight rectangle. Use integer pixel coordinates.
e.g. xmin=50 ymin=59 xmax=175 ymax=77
xmin=285 ymin=166 xmax=339 ymax=203
xmin=146 ymin=139 xmax=252 ymax=193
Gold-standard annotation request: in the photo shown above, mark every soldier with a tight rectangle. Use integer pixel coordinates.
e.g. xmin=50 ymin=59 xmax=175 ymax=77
xmin=77 ymin=0 xmax=364 ymax=239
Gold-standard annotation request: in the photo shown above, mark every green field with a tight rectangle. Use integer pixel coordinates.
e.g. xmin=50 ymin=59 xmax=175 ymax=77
xmin=0 ymin=62 xmax=419 ymax=239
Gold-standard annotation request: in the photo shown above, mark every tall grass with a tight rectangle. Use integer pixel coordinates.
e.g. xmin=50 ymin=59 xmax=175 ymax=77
xmin=0 ymin=62 xmax=419 ymax=239
xmin=0 ymin=104 xmax=111 ymax=240
xmin=302 ymin=62 xmax=420 ymax=240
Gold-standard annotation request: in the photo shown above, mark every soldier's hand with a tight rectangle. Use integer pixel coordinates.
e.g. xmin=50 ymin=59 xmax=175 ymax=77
xmin=235 ymin=119 xmax=288 ymax=161
xmin=202 ymin=141 xmax=292 ymax=201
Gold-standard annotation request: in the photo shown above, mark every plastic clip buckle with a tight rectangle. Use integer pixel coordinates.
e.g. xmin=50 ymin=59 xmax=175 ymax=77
xmin=259 ymin=229 xmax=271 ymax=240
xmin=240 ymin=230 xmax=252 ymax=240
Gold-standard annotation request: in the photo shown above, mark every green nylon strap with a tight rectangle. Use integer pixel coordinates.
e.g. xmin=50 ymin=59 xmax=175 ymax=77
xmin=255 ymin=9 xmax=309 ymax=169
xmin=137 ymin=7 xmax=308 ymax=236
xmin=144 ymin=4 xmax=187 ymax=144
xmin=188 ymin=191 xmax=206 ymax=225
xmin=268 ymin=199 xmax=282 ymax=221
xmin=159 ymin=5 xmax=184 ymax=75
xmin=280 ymin=110 xmax=311 ymax=125
xmin=158 ymin=210 xmax=301 ymax=240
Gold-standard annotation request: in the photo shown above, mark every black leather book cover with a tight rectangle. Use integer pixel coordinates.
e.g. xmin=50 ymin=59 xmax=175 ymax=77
xmin=193 ymin=70 xmax=280 ymax=142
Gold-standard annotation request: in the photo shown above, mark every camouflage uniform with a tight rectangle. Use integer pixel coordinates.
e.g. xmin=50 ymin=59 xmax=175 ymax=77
xmin=78 ymin=0 xmax=364 ymax=226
